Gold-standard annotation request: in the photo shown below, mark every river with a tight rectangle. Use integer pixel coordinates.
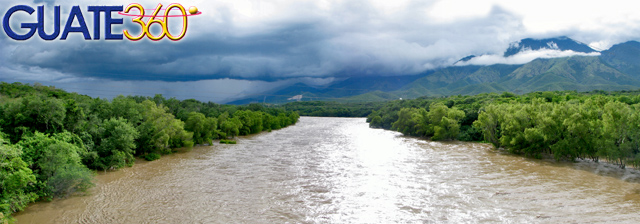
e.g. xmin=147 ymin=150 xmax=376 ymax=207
xmin=14 ymin=117 xmax=640 ymax=223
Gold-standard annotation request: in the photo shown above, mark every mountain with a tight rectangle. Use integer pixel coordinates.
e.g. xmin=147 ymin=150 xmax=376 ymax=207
xmin=227 ymin=75 xmax=422 ymax=104
xmin=296 ymin=54 xmax=640 ymax=103
xmin=343 ymin=55 xmax=640 ymax=101
xmin=503 ymin=36 xmax=597 ymax=57
xmin=600 ymin=41 xmax=640 ymax=78
xmin=455 ymin=36 xmax=597 ymax=65
xmin=454 ymin=55 xmax=477 ymax=65
xmin=501 ymin=56 xmax=640 ymax=91
xmin=229 ymin=39 xmax=640 ymax=105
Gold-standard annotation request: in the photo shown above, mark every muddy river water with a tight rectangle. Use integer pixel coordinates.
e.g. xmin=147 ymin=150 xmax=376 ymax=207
xmin=14 ymin=117 xmax=640 ymax=223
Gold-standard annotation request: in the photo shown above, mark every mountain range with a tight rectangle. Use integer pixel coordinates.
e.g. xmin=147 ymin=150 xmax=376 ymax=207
xmin=229 ymin=37 xmax=640 ymax=104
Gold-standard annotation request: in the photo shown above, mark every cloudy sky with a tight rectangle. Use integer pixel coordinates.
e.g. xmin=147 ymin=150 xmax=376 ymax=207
xmin=2 ymin=0 xmax=640 ymax=103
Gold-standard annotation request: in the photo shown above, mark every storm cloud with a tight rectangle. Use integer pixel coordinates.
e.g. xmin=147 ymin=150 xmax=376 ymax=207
xmin=3 ymin=0 xmax=640 ymax=102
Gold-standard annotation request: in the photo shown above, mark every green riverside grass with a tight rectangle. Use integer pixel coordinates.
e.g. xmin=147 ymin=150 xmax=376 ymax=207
xmin=220 ymin=139 xmax=237 ymax=144
xmin=144 ymin=153 xmax=162 ymax=161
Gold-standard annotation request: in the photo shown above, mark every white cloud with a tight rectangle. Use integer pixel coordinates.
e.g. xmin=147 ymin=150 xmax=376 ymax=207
xmin=427 ymin=0 xmax=494 ymax=22
xmin=456 ymin=49 xmax=601 ymax=66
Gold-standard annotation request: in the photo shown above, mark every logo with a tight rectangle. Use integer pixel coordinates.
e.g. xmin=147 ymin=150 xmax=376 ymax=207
xmin=2 ymin=3 xmax=201 ymax=41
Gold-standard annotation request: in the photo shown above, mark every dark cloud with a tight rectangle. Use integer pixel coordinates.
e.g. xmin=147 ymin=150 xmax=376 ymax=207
xmin=1 ymin=0 xmax=528 ymax=83
xmin=3 ymin=0 xmax=640 ymax=102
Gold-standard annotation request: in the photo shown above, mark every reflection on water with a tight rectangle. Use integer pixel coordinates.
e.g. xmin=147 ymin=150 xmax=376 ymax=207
xmin=15 ymin=117 xmax=640 ymax=223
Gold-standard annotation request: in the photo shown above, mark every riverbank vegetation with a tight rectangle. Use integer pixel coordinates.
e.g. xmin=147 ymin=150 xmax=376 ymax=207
xmin=219 ymin=139 xmax=237 ymax=144
xmin=366 ymin=90 xmax=640 ymax=169
xmin=0 ymin=82 xmax=299 ymax=222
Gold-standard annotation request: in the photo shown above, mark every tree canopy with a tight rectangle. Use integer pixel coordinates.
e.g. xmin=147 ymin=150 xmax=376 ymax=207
xmin=368 ymin=89 xmax=640 ymax=168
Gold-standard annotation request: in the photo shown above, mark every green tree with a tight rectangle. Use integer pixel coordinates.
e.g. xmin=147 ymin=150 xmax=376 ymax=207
xmin=18 ymin=132 xmax=94 ymax=198
xmin=185 ymin=112 xmax=207 ymax=144
xmin=233 ymin=110 xmax=255 ymax=135
xmin=391 ymin=108 xmax=426 ymax=136
xmin=203 ymin=117 xmax=218 ymax=142
xmin=109 ymin=96 xmax=143 ymax=125
xmin=136 ymin=100 xmax=192 ymax=155
xmin=0 ymin=136 xmax=37 ymax=222
xmin=92 ymin=118 xmax=139 ymax=170
xmin=220 ymin=117 xmax=242 ymax=138
xmin=473 ymin=104 xmax=504 ymax=147
xmin=600 ymin=101 xmax=633 ymax=168
xmin=430 ymin=103 xmax=465 ymax=140
xmin=1 ymin=95 xmax=66 ymax=142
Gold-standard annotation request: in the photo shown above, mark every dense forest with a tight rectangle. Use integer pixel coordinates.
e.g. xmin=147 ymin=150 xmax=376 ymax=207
xmin=0 ymin=82 xmax=299 ymax=222
xmin=366 ymin=90 xmax=640 ymax=169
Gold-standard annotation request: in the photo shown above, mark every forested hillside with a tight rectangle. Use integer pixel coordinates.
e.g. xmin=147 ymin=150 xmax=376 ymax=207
xmin=231 ymin=40 xmax=640 ymax=104
xmin=0 ymin=82 xmax=299 ymax=222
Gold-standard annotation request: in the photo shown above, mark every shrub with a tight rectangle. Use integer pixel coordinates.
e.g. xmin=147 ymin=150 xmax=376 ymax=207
xmin=220 ymin=139 xmax=237 ymax=144
xmin=144 ymin=153 xmax=161 ymax=161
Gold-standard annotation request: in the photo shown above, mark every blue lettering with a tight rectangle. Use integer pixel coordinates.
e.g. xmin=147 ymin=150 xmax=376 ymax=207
xmin=88 ymin=6 xmax=123 ymax=40
xmin=3 ymin=5 xmax=37 ymax=40
xmin=3 ymin=5 xmax=129 ymax=40
xmin=61 ymin=6 xmax=91 ymax=40
xmin=37 ymin=6 xmax=60 ymax=40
